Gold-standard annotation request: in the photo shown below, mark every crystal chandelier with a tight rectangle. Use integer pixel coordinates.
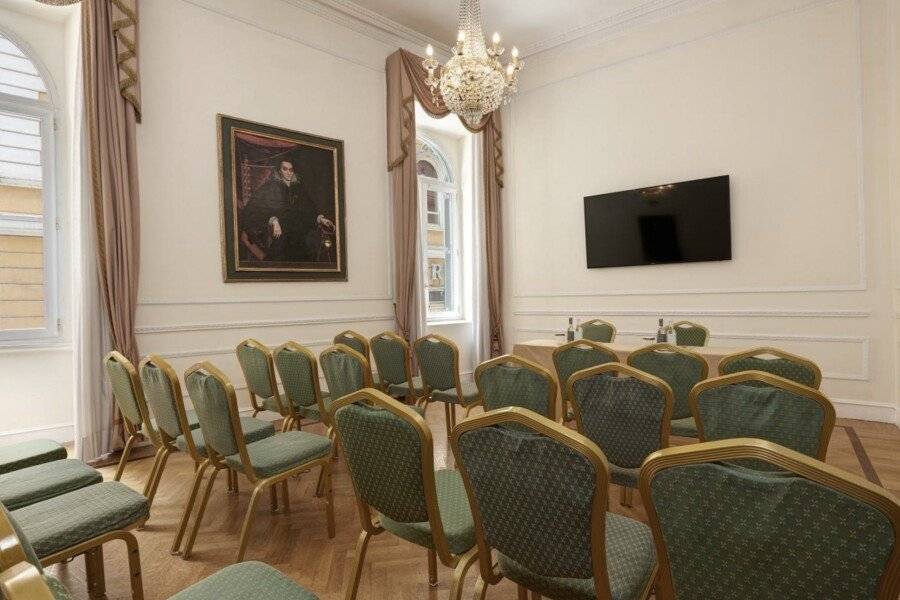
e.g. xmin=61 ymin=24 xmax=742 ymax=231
xmin=422 ymin=0 xmax=523 ymax=127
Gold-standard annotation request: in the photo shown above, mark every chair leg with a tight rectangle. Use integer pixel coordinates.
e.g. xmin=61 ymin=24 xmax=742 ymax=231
xmin=280 ymin=479 xmax=290 ymax=513
xmin=269 ymin=484 xmax=279 ymax=513
xmin=530 ymin=593 xmax=542 ymax=600
xmin=236 ymin=484 xmax=266 ymax=562
xmin=474 ymin=576 xmax=489 ymax=600
xmin=323 ymin=462 xmax=336 ymax=539
xmin=145 ymin=448 xmax=171 ymax=510
xmin=183 ymin=467 xmax=221 ymax=559
xmin=315 ymin=462 xmax=326 ymax=498
xmin=449 ymin=547 xmax=478 ymax=600
xmin=113 ymin=434 xmax=136 ymax=482
xmin=443 ymin=402 xmax=453 ymax=438
xmin=620 ymin=486 xmax=634 ymax=508
xmin=122 ymin=531 xmax=144 ymax=600
xmin=427 ymin=548 xmax=438 ymax=587
xmin=141 ymin=447 xmax=165 ymax=497
xmin=517 ymin=585 xmax=528 ymax=600
xmin=450 ymin=403 xmax=458 ymax=429
xmin=171 ymin=460 xmax=209 ymax=555
xmin=84 ymin=545 xmax=106 ymax=599
xmin=344 ymin=529 xmax=373 ymax=600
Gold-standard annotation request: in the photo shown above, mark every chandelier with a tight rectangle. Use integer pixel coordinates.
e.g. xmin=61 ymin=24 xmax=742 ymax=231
xmin=422 ymin=0 xmax=522 ymax=127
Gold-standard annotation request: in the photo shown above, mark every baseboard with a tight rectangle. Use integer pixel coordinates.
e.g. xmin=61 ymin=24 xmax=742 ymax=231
xmin=831 ymin=399 xmax=896 ymax=423
xmin=0 ymin=422 xmax=74 ymax=446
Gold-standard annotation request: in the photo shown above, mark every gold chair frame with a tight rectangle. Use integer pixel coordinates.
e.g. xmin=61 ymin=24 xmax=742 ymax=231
xmin=181 ymin=362 xmax=335 ymax=562
xmin=369 ymin=331 xmax=421 ymax=403
xmin=330 ymin=388 xmax=479 ymax=600
xmin=551 ymin=340 xmax=619 ymax=424
xmin=413 ymin=333 xmax=474 ymax=437
xmin=639 ymin=438 xmax=900 ymax=600
xmin=671 ymin=320 xmax=710 ymax=347
xmin=334 ymin=330 xmax=372 ymax=362
xmin=718 ymin=346 xmax=822 ymax=389
xmin=0 ymin=562 xmax=53 ymax=600
xmin=473 ymin=354 xmax=558 ymax=422
xmin=236 ymin=338 xmax=296 ymax=431
xmin=626 ymin=342 xmax=710 ymax=381
xmin=451 ymin=406 xmax=656 ymax=600
xmin=580 ymin=318 xmax=617 ymax=342
xmin=566 ymin=362 xmax=674 ymax=507
xmin=688 ymin=370 xmax=836 ymax=460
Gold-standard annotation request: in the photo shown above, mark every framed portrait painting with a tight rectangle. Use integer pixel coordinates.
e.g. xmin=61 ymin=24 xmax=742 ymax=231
xmin=218 ymin=114 xmax=347 ymax=281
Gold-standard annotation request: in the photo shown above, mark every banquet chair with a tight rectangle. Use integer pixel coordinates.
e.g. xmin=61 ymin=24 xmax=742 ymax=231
xmin=627 ymin=343 xmax=708 ymax=438
xmin=320 ymin=344 xmax=373 ymax=401
xmin=182 ymin=362 xmax=335 ymax=562
xmin=236 ymin=339 xmax=296 ymax=430
xmin=640 ymin=438 xmax=900 ymax=599
xmin=552 ymin=340 xmax=618 ymax=423
xmin=0 ymin=439 xmax=66 ymax=475
xmin=330 ymin=389 xmax=478 ymax=600
xmin=689 ymin=371 xmax=835 ymax=462
xmin=370 ymin=331 xmax=426 ymax=403
xmin=334 ymin=330 xmax=381 ymax=389
xmin=414 ymin=333 xmax=480 ymax=437
xmin=671 ymin=321 xmax=709 ymax=347
xmin=104 ymin=351 xmax=156 ymax=484
xmin=568 ymin=363 xmax=673 ymax=507
xmin=580 ymin=318 xmax=617 ymax=343
xmin=138 ymin=354 xmax=276 ymax=556
xmin=473 ymin=354 xmax=557 ymax=421
xmin=451 ymin=407 xmax=657 ymax=600
xmin=274 ymin=342 xmax=333 ymax=440
xmin=718 ymin=346 xmax=822 ymax=388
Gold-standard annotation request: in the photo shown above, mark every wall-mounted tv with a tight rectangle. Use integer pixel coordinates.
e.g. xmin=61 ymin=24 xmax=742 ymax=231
xmin=583 ymin=175 xmax=732 ymax=269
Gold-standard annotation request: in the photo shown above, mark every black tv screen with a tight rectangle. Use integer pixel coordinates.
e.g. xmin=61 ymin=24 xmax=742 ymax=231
xmin=583 ymin=175 xmax=732 ymax=268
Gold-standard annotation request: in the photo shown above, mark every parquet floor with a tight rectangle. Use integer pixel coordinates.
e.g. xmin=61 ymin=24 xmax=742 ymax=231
xmin=49 ymin=410 xmax=900 ymax=600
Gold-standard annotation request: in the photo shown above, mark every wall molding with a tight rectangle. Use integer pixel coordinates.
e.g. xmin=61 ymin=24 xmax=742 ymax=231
xmin=136 ymin=314 xmax=394 ymax=335
xmin=830 ymin=399 xmax=896 ymax=423
xmin=139 ymin=294 xmax=393 ymax=307
xmin=0 ymin=422 xmax=73 ymax=444
xmin=514 ymin=309 xmax=871 ymax=319
xmin=158 ymin=340 xmax=333 ymax=360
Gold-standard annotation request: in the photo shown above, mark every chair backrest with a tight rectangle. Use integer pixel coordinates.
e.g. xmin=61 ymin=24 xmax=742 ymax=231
xmin=235 ymin=339 xmax=286 ymax=415
xmin=333 ymin=330 xmax=370 ymax=360
xmin=319 ymin=345 xmax=372 ymax=401
xmin=718 ymin=347 xmax=822 ymax=389
xmin=552 ymin=340 xmax=618 ymax=405
xmin=413 ymin=334 xmax=460 ymax=392
xmin=640 ymin=438 xmax=900 ymax=600
xmin=580 ymin=319 xmax=616 ymax=343
xmin=104 ymin=351 xmax=151 ymax=435
xmin=568 ymin=363 xmax=673 ymax=470
xmin=627 ymin=344 xmax=708 ymax=420
xmin=184 ymin=362 xmax=249 ymax=467
xmin=330 ymin=389 xmax=454 ymax=560
xmin=671 ymin=321 xmax=709 ymax=347
xmin=689 ymin=371 xmax=835 ymax=461
xmin=370 ymin=331 xmax=412 ymax=387
xmin=274 ymin=342 xmax=325 ymax=414
xmin=474 ymin=354 xmax=557 ymax=421
xmin=451 ymin=407 xmax=621 ymax=598
xmin=139 ymin=354 xmax=196 ymax=451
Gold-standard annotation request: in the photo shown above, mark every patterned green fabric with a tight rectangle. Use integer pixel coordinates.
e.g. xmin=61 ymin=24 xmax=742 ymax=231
xmin=176 ymin=417 xmax=275 ymax=457
xmin=415 ymin=338 xmax=457 ymax=391
xmin=334 ymin=402 xmax=429 ymax=523
xmin=629 ymin=350 xmax=704 ymax=420
xmin=169 ymin=561 xmax=319 ymax=600
xmin=431 ymin=380 xmax=480 ymax=406
xmin=185 ymin=370 xmax=241 ymax=458
xmin=649 ymin=462 xmax=895 ymax=599
xmin=44 ymin=575 xmax=72 ymax=600
xmin=670 ymin=416 xmax=698 ymax=438
xmin=0 ymin=459 xmax=101 ymax=510
xmin=572 ymin=373 xmax=666 ymax=473
xmin=13 ymin=482 xmax=148 ymax=558
xmin=387 ymin=376 xmax=426 ymax=399
xmin=497 ymin=513 xmax=655 ymax=600
xmin=554 ymin=345 xmax=617 ymax=404
xmin=335 ymin=333 xmax=368 ymax=358
xmin=236 ymin=343 xmax=276 ymax=400
xmin=224 ymin=431 xmax=331 ymax=478
xmin=0 ymin=502 xmax=42 ymax=572
xmin=140 ymin=362 xmax=190 ymax=439
xmin=674 ymin=325 xmax=707 ymax=347
xmin=0 ymin=440 xmax=66 ymax=475
xmin=371 ymin=335 xmax=408 ymax=385
xmin=105 ymin=358 xmax=144 ymax=426
xmin=581 ymin=323 xmax=614 ymax=343
xmin=379 ymin=469 xmax=475 ymax=555
xmin=320 ymin=350 xmax=366 ymax=401
xmin=149 ymin=410 xmax=200 ymax=439
xmin=478 ymin=363 xmax=551 ymax=418
xmin=721 ymin=356 xmax=818 ymax=388
xmin=296 ymin=398 xmax=333 ymax=422
xmin=274 ymin=347 xmax=320 ymax=409
xmin=696 ymin=383 xmax=826 ymax=460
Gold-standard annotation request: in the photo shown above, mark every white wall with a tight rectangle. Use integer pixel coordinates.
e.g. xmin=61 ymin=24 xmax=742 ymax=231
xmin=505 ymin=0 xmax=898 ymax=422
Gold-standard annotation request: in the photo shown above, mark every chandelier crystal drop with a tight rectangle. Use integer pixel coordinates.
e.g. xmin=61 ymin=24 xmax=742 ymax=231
xmin=422 ymin=0 xmax=523 ymax=127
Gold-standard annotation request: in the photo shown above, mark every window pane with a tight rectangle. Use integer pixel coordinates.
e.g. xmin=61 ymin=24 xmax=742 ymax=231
xmin=417 ymin=159 xmax=438 ymax=178
xmin=0 ymin=33 xmax=48 ymax=101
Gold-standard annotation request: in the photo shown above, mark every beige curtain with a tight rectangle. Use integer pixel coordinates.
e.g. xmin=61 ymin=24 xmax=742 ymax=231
xmin=385 ymin=49 xmax=504 ymax=354
xmin=82 ymin=0 xmax=142 ymax=456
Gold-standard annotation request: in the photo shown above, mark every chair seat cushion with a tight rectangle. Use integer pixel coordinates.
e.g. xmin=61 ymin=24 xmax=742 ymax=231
xmin=610 ymin=464 xmax=639 ymax=489
xmin=387 ymin=376 xmax=426 ymax=399
xmin=379 ymin=468 xmax=475 ymax=555
xmin=225 ymin=431 xmax=332 ymax=478
xmin=148 ymin=410 xmax=200 ymax=437
xmin=0 ymin=459 xmax=102 ymax=510
xmin=0 ymin=439 xmax=67 ymax=475
xmin=176 ymin=417 xmax=275 ymax=457
xmin=45 ymin=575 xmax=73 ymax=600
xmin=13 ymin=481 xmax=149 ymax=558
xmin=671 ymin=416 xmax=699 ymax=438
xmin=431 ymin=381 xmax=480 ymax=406
xmin=297 ymin=397 xmax=334 ymax=423
xmin=497 ymin=513 xmax=656 ymax=600
xmin=169 ymin=561 xmax=319 ymax=600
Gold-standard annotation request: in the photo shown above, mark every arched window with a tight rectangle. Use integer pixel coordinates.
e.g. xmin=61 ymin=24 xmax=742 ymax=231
xmin=0 ymin=29 xmax=59 ymax=343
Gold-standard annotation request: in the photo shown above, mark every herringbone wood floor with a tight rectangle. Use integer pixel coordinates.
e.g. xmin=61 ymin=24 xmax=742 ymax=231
xmin=49 ymin=409 xmax=900 ymax=600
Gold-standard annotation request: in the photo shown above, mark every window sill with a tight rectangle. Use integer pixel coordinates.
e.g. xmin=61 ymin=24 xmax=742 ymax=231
xmin=426 ymin=318 xmax=471 ymax=327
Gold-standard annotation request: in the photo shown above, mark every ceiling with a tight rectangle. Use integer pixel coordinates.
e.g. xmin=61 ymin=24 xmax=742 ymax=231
xmin=346 ymin=0 xmax=666 ymax=55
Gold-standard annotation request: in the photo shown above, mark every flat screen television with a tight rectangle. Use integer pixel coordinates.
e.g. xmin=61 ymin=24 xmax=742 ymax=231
xmin=583 ymin=175 xmax=732 ymax=268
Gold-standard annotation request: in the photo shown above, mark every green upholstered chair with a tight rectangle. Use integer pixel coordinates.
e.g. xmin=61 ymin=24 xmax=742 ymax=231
xmin=552 ymin=340 xmax=619 ymax=423
xmin=580 ymin=318 xmax=617 ymax=343
xmin=104 ymin=351 xmax=155 ymax=483
xmin=320 ymin=344 xmax=373 ymax=401
xmin=413 ymin=333 xmax=479 ymax=437
xmin=671 ymin=321 xmax=709 ymax=347
xmin=330 ymin=389 xmax=478 ymax=600
xmin=640 ymin=438 xmax=900 ymax=600
xmin=718 ymin=346 xmax=822 ymax=388
xmin=451 ymin=407 xmax=657 ymax=600
xmin=568 ymin=363 xmax=673 ymax=508
xmin=274 ymin=342 xmax=333 ymax=437
xmin=3 ymin=480 xmax=148 ymax=599
xmin=182 ymin=362 xmax=335 ymax=562
xmin=334 ymin=330 xmax=382 ymax=389
xmin=473 ymin=354 xmax=557 ymax=422
xmin=139 ymin=354 xmax=276 ymax=556
xmin=0 ymin=440 xmax=66 ymax=475
xmin=370 ymin=331 xmax=426 ymax=404
xmin=236 ymin=339 xmax=297 ymax=430
xmin=0 ymin=459 xmax=101 ymax=510
xmin=689 ymin=371 xmax=835 ymax=463
xmin=627 ymin=344 xmax=708 ymax=439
